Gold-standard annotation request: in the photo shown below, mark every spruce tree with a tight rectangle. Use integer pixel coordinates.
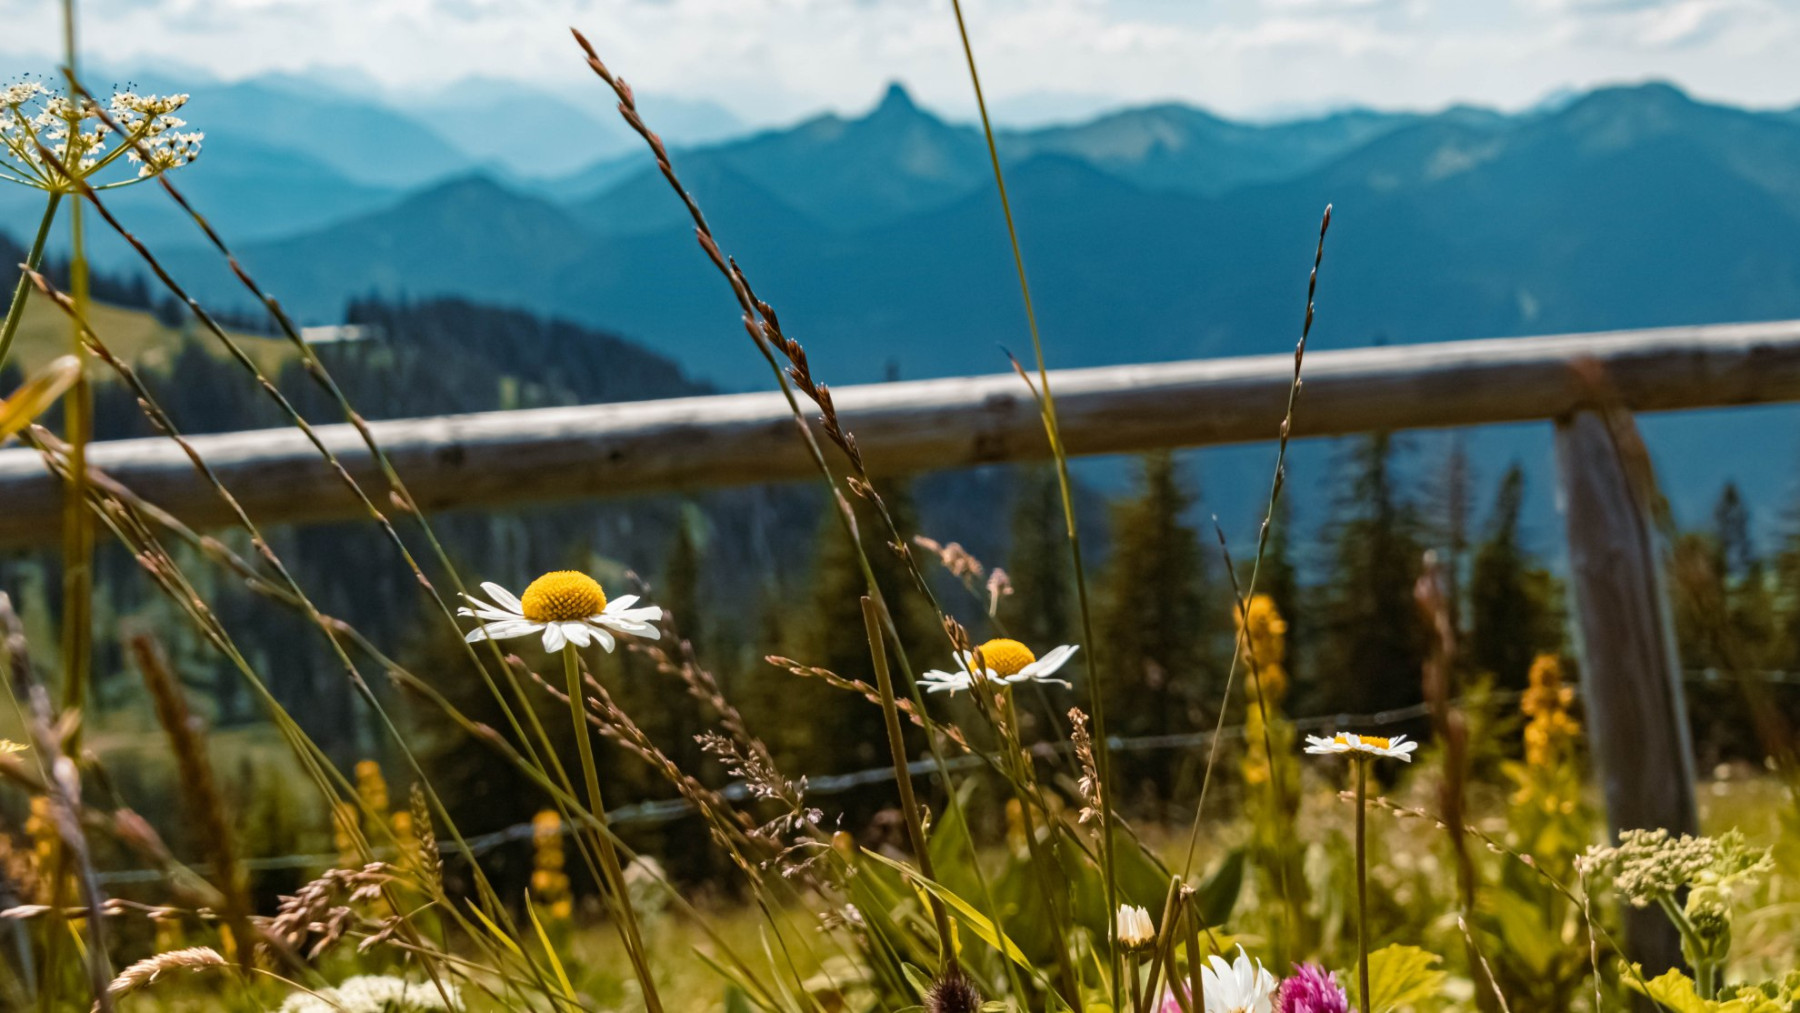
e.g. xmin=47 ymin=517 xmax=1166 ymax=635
xmin=1095 ymin=451 xmax=1214 ymax=801
xmin=1318 ymin=433 xmax=1428 ymax=715
xmin=1468 ymin=462 xmax=1559 ymax=691
xmin=785 ymin=484 xmax=937 ymax=792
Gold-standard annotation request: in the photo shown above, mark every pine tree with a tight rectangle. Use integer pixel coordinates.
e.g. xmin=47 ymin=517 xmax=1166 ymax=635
xmin=785 ymin=484 xmax=937 ymax=790
xmin=1318 ymin=433 xmax=1428 ymax=715
xmin=1468 ymin=462 xmax=1560 ymax=691
xmin=1095 ymin=451 xmax=1215 ymax=801
xmin=1001 ymin=465 xmax=1072 ymax=648
xmin=652 ymin=507 xmax=725 ymax=882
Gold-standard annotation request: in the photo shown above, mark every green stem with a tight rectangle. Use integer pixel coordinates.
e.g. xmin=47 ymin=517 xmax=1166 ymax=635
xmin=0 ymin=192 xmax=64 ymax=373
xmin=1185 ymin=899 xmax=1205 ymax=1013
xmin=1356 ymin=757 xmax=1371 ymax=1013
xmin=858 ymin=597 xmax=958 ymax=976
xmin=561 ymin=645 xmax=664 ymax=1013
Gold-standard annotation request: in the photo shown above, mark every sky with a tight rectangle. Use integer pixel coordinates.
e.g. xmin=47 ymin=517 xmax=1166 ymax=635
xmin=1 ymin=0 xmax=1797 ymax=127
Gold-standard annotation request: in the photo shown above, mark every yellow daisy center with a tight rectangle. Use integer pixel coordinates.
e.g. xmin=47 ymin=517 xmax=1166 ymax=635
xmin=1336 ymin=733 xmax=1391 ymax=750
xmin=975 ymin=638 xmax=1037 ymax=677
xmin=520 ymin=571 xmax=607 ymax=623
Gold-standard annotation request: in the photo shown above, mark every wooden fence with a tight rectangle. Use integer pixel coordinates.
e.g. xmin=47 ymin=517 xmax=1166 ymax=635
xmin=7 ymin=316 xmax=1800 ymax=972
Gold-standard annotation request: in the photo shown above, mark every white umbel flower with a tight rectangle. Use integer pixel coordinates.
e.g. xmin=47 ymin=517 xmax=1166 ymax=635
xmin=1116 ymin=903 xmax=1156 ymax=950
xmin=1303 ymin=731 xmax=1419 ymax=762
xmin=279 ymin=975 xmax=460 ymax=1013
xmin=1200 ymin=947 xmax=1277 ymax=1013
xmin=459 ymin=571 xmax=661 ymax=653
xmin=919 ymin=638 xmax=1077 ymax=695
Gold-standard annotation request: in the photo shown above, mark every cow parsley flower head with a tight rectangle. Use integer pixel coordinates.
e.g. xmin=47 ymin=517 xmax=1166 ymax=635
xmin=1 ymin=78 xmax=200 ymax=191
xmin=1580 ymin=828 xmax=1772 ymax=908
xmin=459 ymin=572 xmax=661 ymax=653
xmin=278 ymin=975 xmax=460 ymax=1013
xmin=919 ymin=638 xmax=1077 ymax=695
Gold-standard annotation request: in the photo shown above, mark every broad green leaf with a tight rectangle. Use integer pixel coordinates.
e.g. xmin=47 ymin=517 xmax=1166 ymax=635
xmin=1627 ymin=968 xmax=1714 ymax=1013
xmin=1193 ymin=848 xmax=1246 ymax=930
xmin=1363 ymin=944 xmax=1447 ymax=1013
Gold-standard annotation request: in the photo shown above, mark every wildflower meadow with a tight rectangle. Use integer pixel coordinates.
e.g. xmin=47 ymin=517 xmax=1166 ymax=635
xmin=3 ymin=4 xmax=1800 ymax=1013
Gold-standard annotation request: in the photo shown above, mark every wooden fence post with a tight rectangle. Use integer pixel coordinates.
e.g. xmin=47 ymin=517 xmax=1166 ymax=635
xmin=1553 ymin=408 xmax=1698 ymax=978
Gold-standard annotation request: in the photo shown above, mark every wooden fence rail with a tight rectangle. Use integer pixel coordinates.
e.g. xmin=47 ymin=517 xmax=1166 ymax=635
xmin=2 ymin=318 xmax=1799 ymax=545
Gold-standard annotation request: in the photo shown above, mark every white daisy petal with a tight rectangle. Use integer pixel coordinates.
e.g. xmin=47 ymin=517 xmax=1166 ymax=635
xmin=609 ymin=606 xmax=664 ymax=623
xmin=465 ymin=620 xmax=540 ymax=643
xmin=920 ymin=669 xmax=973 ymax=694
xmin=590 ymin=625 xmax=617 ymax=653
xmin=1027 ymin=644 xmax=1079 ymax=677
xmin=562 ymin=623 xmax=593 ymax=648
xmin=542 ymin=623 xmax=567 ymax=653
xmin=603 ymin=594 xmax=639 ymax=612
xmin=481 ymin=582 xmax=525 ymax=613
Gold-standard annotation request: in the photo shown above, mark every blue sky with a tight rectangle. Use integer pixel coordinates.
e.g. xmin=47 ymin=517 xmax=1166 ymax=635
xmin=3 ymin=0 xmax=1797 ymax=125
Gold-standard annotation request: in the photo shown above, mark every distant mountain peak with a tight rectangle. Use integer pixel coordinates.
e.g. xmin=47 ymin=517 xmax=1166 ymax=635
xmin=874 ymin=81 xmax=921 ymax=117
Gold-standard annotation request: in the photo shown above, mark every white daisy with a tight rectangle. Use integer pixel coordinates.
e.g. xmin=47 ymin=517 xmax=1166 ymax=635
xmin=458 ymin=571 xmax=661 ymax=653
xmin=1115 ymin=903 xmax=1156 ymax=950
xmin=1303 ymin=731 xmax=1419 ymax=762
xmin=1201 ymin=947 xmax=1277 ymax=1013
xmin=918 ymin=638 xmax=1078 ymax=695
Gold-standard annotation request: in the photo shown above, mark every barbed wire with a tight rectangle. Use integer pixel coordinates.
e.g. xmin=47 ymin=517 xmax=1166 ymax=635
xmin=88 ymin=690 xmax=1510 ymax=884
xmin=82 ymin=668 xmax=1795 ymax=885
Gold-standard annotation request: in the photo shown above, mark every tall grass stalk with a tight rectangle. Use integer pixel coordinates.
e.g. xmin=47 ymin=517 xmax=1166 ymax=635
xmin=0 ymin=192 xmax=62 ymax=370
xmin=944 ymin=4 xmax=1122 ymax=1004
xmin=571 ymin=32 xmax=1043 ymax=1004
xmin=58 ymin=0 xmax=95 ymax=739
xmin=54 ymin=80 xmax=618 ymax=941
xmin=1179 ymin=205 xmax=1331 ymax=890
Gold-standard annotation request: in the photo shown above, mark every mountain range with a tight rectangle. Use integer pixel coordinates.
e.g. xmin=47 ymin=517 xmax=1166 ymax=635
xmin=8 ymin=74 xmax=1800 ymax=536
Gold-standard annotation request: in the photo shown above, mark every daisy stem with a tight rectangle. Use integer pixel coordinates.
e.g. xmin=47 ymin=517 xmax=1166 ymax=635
xmin=561 ymin=644 xmax=663 ymax=1013
xmin=0 ymin=192 xmax=63 ymax=382
xmin=1355 ymin=755 xmax=1370 ymax=1013
xmin=1128 ymin=949 xmax=1144 ymax=1013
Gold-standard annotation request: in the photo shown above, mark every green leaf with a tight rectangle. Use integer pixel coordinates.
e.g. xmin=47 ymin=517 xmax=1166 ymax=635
xmin=0 ymin=355 xmax=79 ymax=441
xmin=864 ymin=849 xmax=1038 ymax=975
xmin=1363 ymin=945 xmax=1447 ymax=1013
xmin=524 ymin=898 xmax=577 ymax=1001
xmin=901 ymin=963 xmax=934 ymax=1002
xmin=1193 ymin=848 xmax=1246 ymax=930
xmin=723 ymin=985 xmax=758 ymax=1013
xmin=1628 ymin=968 xmax=1714 ymax=1013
